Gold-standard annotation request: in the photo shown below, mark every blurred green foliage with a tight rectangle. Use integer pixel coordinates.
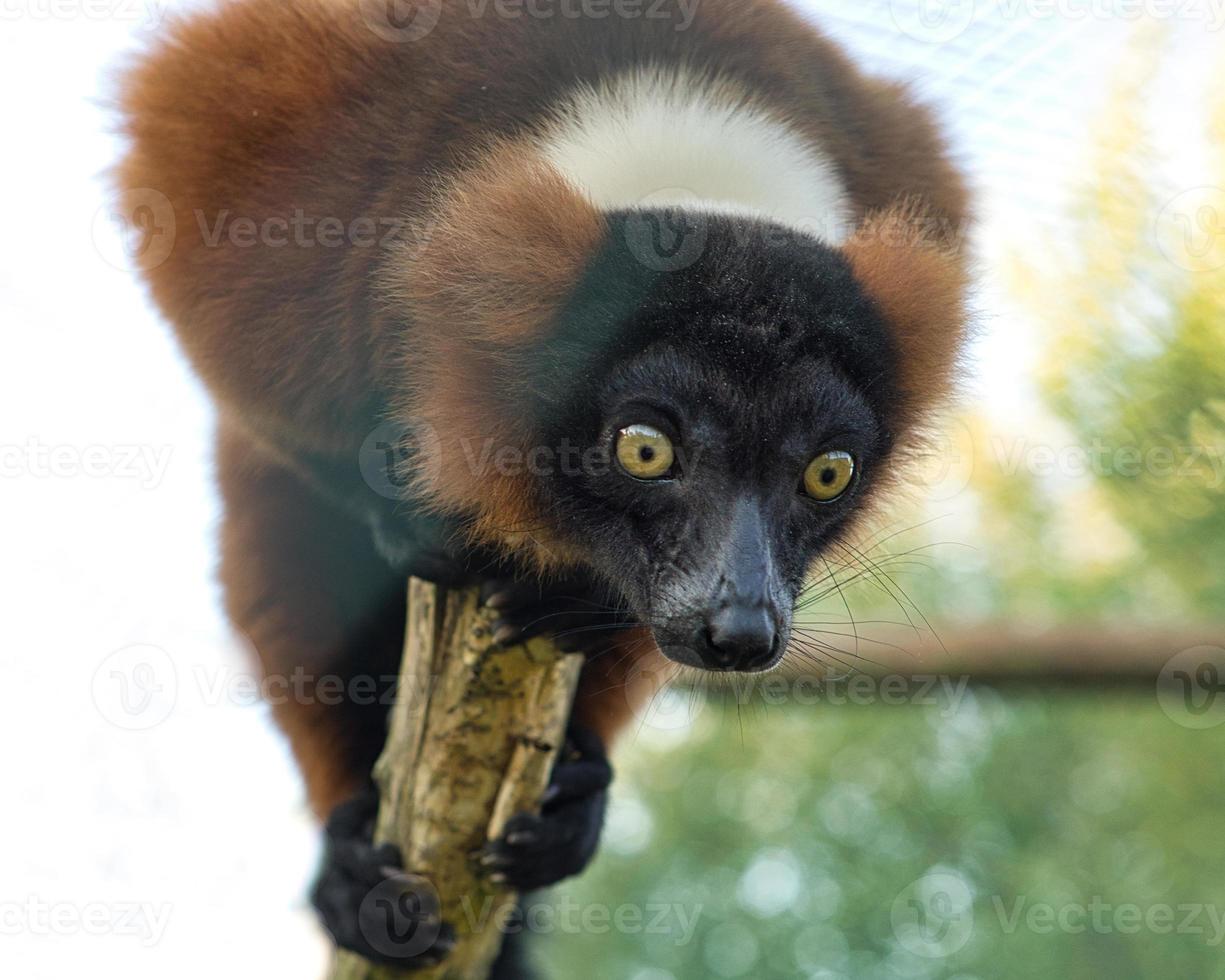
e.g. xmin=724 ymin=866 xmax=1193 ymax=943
xmin=1004 ymin=35 xmax=1225 ymax=618
xmin=962 ymin=32 xmax=1223 ymax=621
xmin=539 ymin=694 xmax=1225 ymax=979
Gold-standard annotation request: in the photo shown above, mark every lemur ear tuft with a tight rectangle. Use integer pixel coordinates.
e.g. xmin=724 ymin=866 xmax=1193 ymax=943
xmin=841 ymin=199 xmax=970 ymax=432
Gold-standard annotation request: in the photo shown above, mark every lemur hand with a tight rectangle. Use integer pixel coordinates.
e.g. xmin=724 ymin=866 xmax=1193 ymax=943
xmin=481 ymin=574 xmax=633 ymax=657
xmin=311 ymin=785 xmax=456 ymax=970
xmin=480 ymin=725 xmax=612 ymax=891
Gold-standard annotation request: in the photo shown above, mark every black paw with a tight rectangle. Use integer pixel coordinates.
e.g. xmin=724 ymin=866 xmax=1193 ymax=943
xmin=481 ymin=575 xmax=630 ymax=656
xmin=480 ymin=727 xmax=612 ymax=891
xmin=312 ymin=785 xmax=456 ymax=969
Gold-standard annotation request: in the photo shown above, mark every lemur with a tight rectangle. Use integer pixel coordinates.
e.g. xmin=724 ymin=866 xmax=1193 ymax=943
xmin=117 ymin=0 xmax=968 ymax=973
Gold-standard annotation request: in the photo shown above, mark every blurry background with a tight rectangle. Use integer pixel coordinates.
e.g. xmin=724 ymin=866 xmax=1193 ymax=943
xmin=2 ymin=1 xmax=1223 ymax=978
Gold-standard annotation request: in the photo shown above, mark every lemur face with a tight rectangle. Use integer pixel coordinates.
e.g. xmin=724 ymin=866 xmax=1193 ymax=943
xmin=569 ymin=353 xmax=884 ymax=672
xmin=400 ymin=192 xmax=961 ymax=673
xmin=529 ymin=213 xmax=903 ymax=673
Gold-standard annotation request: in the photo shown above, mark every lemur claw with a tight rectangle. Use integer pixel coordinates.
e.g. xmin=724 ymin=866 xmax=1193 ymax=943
xmin=312 ymin=785 xmax=456 ymax=970
xmin=480 ymin=727 xmax=612 ymax=891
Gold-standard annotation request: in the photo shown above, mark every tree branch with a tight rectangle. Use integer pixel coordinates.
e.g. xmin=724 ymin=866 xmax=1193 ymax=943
xmin=786 ymin=621 xmax=1225 ymax=686
xmin=329 ymin=578 xmax=583 ymax=979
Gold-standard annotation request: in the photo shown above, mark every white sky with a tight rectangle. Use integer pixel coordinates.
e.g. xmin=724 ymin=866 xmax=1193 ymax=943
xmin=0 ymin=3 xmax=1217 ymax=977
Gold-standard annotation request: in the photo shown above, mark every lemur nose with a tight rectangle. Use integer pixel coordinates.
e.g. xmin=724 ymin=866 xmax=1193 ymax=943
xmin=701 ymin=605 xmax=779 ymax=672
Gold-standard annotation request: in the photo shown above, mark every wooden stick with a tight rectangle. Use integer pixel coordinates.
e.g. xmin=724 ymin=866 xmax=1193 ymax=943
xmin=781 ymin=621 xmax=1225 ymax=685
xmin=329 ymin=578 xmax=583 ymax=980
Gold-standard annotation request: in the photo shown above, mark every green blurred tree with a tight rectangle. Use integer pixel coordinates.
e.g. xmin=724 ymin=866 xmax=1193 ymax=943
xmin=996 ymin=30 xmax=1225 ymax=618
xmin=848 ymin=29 xmax=1225 ymax=628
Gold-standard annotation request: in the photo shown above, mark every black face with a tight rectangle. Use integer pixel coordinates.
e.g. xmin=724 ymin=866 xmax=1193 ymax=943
xmin=527 ymin=212 xmax=903 ymax=674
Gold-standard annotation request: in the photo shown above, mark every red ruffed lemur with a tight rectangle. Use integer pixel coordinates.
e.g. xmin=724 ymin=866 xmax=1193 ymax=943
xmin=118 ymin=0 xmax=968 ymax=972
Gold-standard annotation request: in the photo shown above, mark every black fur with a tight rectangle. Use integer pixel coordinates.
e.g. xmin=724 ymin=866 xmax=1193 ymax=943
xmin=520 ymin=213 xmax=898 ymax=666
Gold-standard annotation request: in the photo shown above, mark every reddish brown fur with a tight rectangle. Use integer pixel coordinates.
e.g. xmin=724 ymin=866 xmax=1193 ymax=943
xmin=381 ymin=144 xmax=609 ymax=566
xmin=215 ymin=422 xmax=407 ymax=814
xmin=571 ymin=629 xmax=669 ymax=746
xmin=843 ymin=201 xmax=972 ymax=434
xmin=117 ymin=0 xmax=968 ymax=815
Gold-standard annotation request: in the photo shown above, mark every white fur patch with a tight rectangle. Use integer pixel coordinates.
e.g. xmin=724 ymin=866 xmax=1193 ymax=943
xmin=537 ymin=68 xmax=852 ymax=244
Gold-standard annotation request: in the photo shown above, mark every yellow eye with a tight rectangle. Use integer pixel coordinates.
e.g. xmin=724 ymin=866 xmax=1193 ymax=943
xmin=615 ymin=424 xmax=675 ymax=480
xmin=803 ymin=451 xmax=855 ymax=501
